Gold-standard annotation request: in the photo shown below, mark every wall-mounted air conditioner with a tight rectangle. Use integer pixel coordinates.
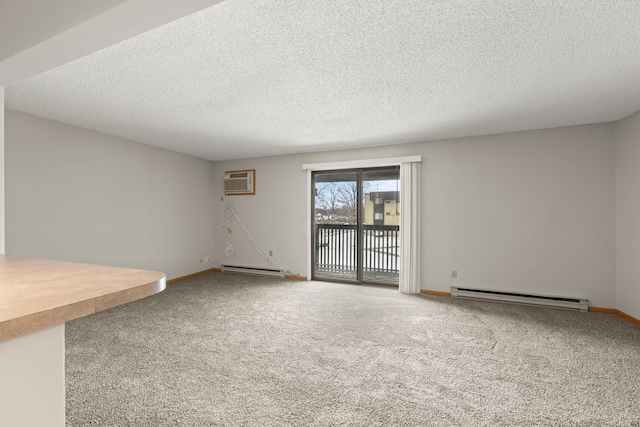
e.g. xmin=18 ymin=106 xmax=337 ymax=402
xmin=224 ymin=170 xmax=255 ymax=195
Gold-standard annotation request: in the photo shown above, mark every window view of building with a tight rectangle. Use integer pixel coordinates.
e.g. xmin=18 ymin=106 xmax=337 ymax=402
xmin=364 ymin=191 xmax=399 ymax=226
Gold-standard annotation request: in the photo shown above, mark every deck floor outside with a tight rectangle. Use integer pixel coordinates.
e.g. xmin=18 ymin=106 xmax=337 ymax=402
xmin=314 ymin=269 xmax=399 ymax=286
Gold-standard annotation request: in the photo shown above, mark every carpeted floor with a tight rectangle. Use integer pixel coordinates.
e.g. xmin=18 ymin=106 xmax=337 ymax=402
xmin=66 ymin=273 xmax=640 ymax=426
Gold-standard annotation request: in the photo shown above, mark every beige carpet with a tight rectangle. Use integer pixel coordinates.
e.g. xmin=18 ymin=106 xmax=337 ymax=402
xmin=66 ymin=272 xmax=640 ymax=426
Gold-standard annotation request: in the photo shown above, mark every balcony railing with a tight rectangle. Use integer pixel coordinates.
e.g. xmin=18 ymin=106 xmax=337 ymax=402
xmin=314 ymin=223 xmax=399 ymax=285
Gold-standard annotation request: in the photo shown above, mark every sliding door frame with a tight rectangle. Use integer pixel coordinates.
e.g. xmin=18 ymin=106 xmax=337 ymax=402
xmin=311 ymin=168 xmax=363 ymax=284
xmin=303 ymin=156 xmax=421 ymax=282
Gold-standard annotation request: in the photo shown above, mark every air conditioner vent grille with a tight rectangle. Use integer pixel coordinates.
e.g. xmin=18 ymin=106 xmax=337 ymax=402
xmin=224 ymin=169 xmax=255 ymax=195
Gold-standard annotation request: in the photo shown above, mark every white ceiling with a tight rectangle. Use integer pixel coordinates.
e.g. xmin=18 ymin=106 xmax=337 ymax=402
xmin=5 ymin=0 xmax=640 ymax=161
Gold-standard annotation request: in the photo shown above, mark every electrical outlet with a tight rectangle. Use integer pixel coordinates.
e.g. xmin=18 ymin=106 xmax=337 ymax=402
xmin=451 ymin=270 xmax=457 ymax=279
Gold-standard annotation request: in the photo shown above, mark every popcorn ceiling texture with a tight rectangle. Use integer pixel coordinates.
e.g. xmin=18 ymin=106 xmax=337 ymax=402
xmin=6 ymin=0 xmax=640 ymax=161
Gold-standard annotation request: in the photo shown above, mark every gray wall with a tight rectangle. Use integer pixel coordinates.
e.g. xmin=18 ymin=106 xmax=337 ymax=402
xmin=0 ymin=0 xmax=126 ymax=61
xmin=5 ymin=109 xmax=216 ymax=280
xmin=615 ymin=110 xmax=640 ymax=320
xmin=1 ymin=89 xmax=4 ymax=253
xmin=212 ymin=123 xmax=617 ymax=308
xmin=5 ymin=107 xmax=631 ymax=312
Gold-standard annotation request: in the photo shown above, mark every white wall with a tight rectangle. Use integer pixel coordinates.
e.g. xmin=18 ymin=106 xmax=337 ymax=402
xmin=5 ymin=108 xmax=620 ymax=308
xmin=615 ymin=110 xmax=640 ymax=320
xmin=1 ymin=88 xmax=4 ymax=254
xmin=0 ymin=0 xmax=125 ymax=61
xmin=0 ymin=324 xmax=65 ymax=427
xmin=5 ymin=109 xmax=216 ymax=280
xmin=212 ymin=123 xmax=616 ymax=307
xmin=212 ymin=158 xmax=310 ymax=276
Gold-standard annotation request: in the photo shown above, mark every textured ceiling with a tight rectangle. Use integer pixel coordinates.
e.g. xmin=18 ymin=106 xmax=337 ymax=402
xmin=5 ymin=0 xmax=640 ymax=161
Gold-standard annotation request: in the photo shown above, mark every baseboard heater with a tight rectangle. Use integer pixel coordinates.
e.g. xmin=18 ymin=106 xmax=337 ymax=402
xmin=221 ymin=265 xmax=284 ymax=278
xmin=451 ymin=286 xmax=588 ymax=312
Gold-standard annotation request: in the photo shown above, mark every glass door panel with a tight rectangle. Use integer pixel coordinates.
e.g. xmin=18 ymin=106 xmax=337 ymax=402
xmin=312 ymin=171 xmax=360 ymax=283
xmin=362 ymin=168 xmax=400 ymax=286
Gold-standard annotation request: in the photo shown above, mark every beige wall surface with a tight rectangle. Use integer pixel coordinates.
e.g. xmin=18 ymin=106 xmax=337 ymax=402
xmin=213 ymin=123 xmax=616 ymax=307
xmin=4 ymin=108 xmax=622 ymax=309
xmin=5 ymin=109 xmax=216 ymax=280
xmin=0 ymin=0 xmax=125 ymax=61
xmin=0 ymin=88 xmax=4 ymax=253
xmin=615 ymin=110 xmax=640 ymax=320
xmin=0 ymin=324 xmax=65 ymax=427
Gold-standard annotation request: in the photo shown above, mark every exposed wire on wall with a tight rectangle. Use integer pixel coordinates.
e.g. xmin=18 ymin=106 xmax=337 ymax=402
xmin=211 ymin=207 xmax=292 ymax=275
xmin=210 ymin=207 xmax=234 ymax=260
xmin=228 ymin=208 xmax=290 ymax=273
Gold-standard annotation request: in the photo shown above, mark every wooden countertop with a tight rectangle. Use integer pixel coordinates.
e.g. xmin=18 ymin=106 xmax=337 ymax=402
xmin=0 ymin=255 xmax=166 ymax=343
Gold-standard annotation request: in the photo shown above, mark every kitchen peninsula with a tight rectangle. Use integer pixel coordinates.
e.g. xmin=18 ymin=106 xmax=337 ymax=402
xmin=0 ymin=255 xmax=166 ymax=426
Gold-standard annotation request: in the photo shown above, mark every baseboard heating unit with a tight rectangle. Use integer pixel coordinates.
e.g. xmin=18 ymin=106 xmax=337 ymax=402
xmin=221 ymin=265 xmax=285 ymax=278
xmin=451 ymin=287 xmax=588 ymax=312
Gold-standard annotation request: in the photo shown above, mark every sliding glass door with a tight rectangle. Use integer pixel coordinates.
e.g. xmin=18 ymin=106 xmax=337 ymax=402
xmin=312 ymin=167 xmax=400 ymax=286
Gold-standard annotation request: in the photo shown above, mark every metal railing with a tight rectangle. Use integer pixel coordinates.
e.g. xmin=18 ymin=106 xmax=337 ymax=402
xmin=314 ymin=224 xmax=400 ymax=278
